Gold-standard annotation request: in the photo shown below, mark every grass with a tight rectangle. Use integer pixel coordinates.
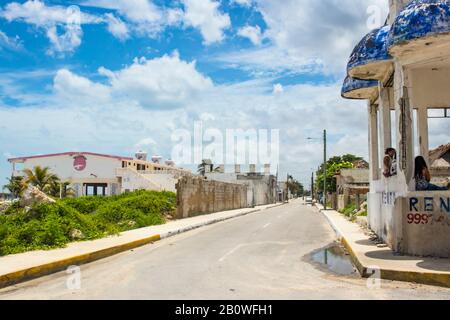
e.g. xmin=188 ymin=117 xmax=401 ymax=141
xmin=0 ymin=190 xmax=176 ymax=256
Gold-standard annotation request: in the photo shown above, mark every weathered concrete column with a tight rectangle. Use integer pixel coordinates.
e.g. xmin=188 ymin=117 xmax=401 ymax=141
xmin=379 ymin=84 xmax=392 ymax=153
xmin=417 ymin=106 xmax=429 ymax=165
xmin=355 ymin=193 xmax=361 ymax=211
xmin=343 ymin=188 xmax=350 ymax=207
xmin=395 ymin=67 xmax=415 ymax=186
xmin=368 ymin=102 xmax=380 ymax=181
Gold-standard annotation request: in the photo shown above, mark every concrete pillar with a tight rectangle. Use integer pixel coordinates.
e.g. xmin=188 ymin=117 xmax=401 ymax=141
xmin=368 ymin=102 xmax=380 ymax=181
xmin=395 ymin=75 xmax=415 ymax=186
xmin=417 ymin=106 xmax=429 ymax=165
xmin=264 ymin=164 xmax=270 ymax=175
xmin=343 ymin=188 xmax=350 ymax=207
xmin=379 ymin=84 xmax=392 ymax=153
xmin=355 ymin=194 xmax=361 ymax=211
xmin=235 ymin=164 xmax=241 ymax=174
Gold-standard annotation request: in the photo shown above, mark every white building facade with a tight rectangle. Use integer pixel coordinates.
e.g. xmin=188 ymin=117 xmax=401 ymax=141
xmin=342 ymin=0 xmax=450 ymax=257
xmin=8 ymin=151 xmax=191 ymax=197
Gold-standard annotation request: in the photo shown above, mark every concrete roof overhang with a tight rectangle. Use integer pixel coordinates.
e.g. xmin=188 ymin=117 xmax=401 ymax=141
xmin=347 ymin=25 xmax=393 ymax=80
xmin=341 ymin=76 xmax=379 ymax=101
xmin=389 ymin=0 xmax=450 ymax=57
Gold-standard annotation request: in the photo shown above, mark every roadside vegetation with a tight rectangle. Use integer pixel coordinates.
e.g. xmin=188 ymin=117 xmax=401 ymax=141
xmin=0 ymin=166 xmax=176 ymax=256
xmin=339 ymin=202 xmax=368 ymax=221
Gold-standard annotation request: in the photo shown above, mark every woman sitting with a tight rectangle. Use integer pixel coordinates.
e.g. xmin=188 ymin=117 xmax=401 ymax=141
xmin=383 ymin=148 xmax=397 ymax=178
xmin=414 ymin=156 xmax=449 ymax=191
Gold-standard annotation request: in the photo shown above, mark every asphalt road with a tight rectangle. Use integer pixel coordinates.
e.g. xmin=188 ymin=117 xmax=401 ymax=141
xmin=0 ymin=199 xmax=449 ymax=299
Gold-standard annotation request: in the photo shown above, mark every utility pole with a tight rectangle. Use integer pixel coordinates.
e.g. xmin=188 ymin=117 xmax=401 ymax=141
xmin=286 ymin=173 xmax=289 ymax=202
xmin=323 ymin=129 xmax=327 ymax=210
xmin=306 ymin=130 xmax=328 ymax=207
xmin=311 ymin=172 xmax=314 ymax=200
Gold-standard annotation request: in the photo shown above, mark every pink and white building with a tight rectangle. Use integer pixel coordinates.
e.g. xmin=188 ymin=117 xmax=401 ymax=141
xmin=8 ymin=151 xmax=191 ymax=197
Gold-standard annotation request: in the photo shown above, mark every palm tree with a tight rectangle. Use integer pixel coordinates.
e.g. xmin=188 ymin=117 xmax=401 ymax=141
xmin=47 ymin=180 xmax=75 ymax=198
xmin=3 ymin=176 xmax=27 ymax=199
xmin=197 ymin=159 xmax=213 ymax=176
xmin=23 ymin=166 xmax=60 ymax=192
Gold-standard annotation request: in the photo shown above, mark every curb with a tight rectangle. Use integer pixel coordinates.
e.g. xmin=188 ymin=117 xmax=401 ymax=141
xmin=0 ymin=234 xmax=161 ymax=290
xmin=316 ymin=205 xmax=450 ymax=288
xmin=0 ymin=203 xmax=285 ymax=290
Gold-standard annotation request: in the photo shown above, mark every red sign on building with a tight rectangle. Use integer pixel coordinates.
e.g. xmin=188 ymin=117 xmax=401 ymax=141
xmin=73 ymin=155 xmax=87 ymax=171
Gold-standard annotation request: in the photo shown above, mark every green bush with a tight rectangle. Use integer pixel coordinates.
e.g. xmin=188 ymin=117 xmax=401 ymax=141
xmin=339 ymin=203 xmax=357 ymax=217
xmin=0 ymin=190 xmax=176 ymax=256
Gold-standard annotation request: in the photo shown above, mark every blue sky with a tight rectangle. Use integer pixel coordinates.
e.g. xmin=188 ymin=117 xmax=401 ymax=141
xmin=0 ymin=0 xmax=448 ymax=188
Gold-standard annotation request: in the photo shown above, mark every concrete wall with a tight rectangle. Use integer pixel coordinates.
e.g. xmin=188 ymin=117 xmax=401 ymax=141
xmin=205 ymin=172 xmax=277 ymax=207
xmin=398 ymin=192 xmax=450 ymax=257
xmin=368 ymin=184 xmax=450 ymax=258
xmin=175 ymin=176 xmax=248 ymax=219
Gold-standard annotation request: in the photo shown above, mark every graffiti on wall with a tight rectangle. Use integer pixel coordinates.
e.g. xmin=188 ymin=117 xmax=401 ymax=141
xmin=407 ymin=196 xmax=450 ymax=226
xmin=382 ymin=192 xmax=396 ymax=206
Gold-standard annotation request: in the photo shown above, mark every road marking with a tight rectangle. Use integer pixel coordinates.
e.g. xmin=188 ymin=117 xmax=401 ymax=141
xmin=218 ymin=241 xmax=293 ymax=262
xmin=262 ymin=223 xmax=271 ymax=229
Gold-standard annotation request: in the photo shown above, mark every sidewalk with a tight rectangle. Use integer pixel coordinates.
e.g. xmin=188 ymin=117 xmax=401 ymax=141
xmin=0 ymin=203 xmax=284 ymax=289
xmin=315 ymin=204 xmax=450 ymax=288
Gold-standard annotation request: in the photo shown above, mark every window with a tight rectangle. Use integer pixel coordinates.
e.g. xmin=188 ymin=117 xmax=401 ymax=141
xmin=428 ymin=108 xmax=450 ymax=119
xmin=84 ymin=183 xmax=108 ymax=196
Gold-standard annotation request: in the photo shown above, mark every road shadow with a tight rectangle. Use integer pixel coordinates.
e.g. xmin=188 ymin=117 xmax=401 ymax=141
xmin=365 ymin=249 xmax=420 ymax=261
xmin=416 ymin=260 xmax=450 ymax=272
xmin=355 ymin=239 xmax=378 ymax=247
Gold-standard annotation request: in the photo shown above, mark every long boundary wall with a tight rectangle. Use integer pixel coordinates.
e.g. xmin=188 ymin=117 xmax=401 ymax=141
xmin=176 ymin=177 xmax=248 ymax=219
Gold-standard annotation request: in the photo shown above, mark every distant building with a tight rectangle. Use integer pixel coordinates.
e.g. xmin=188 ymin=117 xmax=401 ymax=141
xmin=204 ymin=164 xmax=278 ymax=206
xmin=429 ymin=142 xmax=450 ymax=187
xmin=0 ymin=192 xmax=12 ymax=201
xmin=334 ymin=168 xmax=369 ymax=211
xmin=8 ymin=151 xmax=191 ymax=197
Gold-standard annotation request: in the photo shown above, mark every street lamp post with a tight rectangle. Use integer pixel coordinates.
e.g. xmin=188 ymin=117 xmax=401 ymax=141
xmin=323 ymin=129 xmax=327 ymax=210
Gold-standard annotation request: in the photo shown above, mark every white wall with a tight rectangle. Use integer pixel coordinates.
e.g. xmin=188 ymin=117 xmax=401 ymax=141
xmin=410 ymin=67 xmax=450 ymax=109
xmin=18 ymin=154 xmax=122 ymax=182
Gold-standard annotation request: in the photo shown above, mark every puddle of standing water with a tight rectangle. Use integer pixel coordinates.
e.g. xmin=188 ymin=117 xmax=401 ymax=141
xmin=311 ymin=244 xmax=358 ymax=276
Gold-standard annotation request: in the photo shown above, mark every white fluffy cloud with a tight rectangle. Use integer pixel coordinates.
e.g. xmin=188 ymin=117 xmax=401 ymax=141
xmin=82 ymin=0 xmax=170 ymax=37
xmin=0 ymin=29 xmax=22 ymax=51
xmin=232 ymin=0 xmax=253 ymax=7
xmin=99 ymin=53 xmax=214 ymax=109
xmin=181 ymin=0 xmax=231 ymax=44
xmin=105 ymin=13 xmax=129 ymax=41
xmin=1 ymin=0 xmax=100 ymax=25
xmin=219 ymin=0 xmax=389 ymax=75
xmin=46 ymin=24 xmax=82 ymax=56
xmin=53 ymin=69 xmax=111 ymax=104
xmin=83 ymin=0 xmax=230 ymax=44
xmin=237 ymin=25 xmax=262 ymax=45
xmin=49 ymin=53 xmax=213 ymax=110
xmin=0 ymin=0 xmax=101 ymax=55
